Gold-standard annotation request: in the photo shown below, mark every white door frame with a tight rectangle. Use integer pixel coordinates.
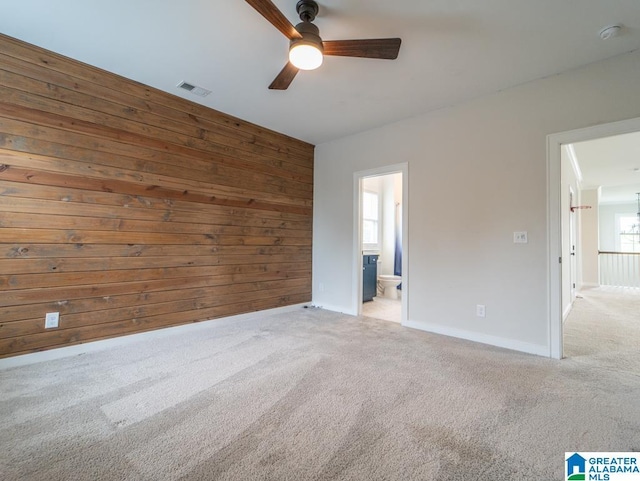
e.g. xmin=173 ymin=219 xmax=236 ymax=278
xmin=353 ymin=162 xmax=409 ymax=324
xmin=547 ymin=116 xmax=640 ymax=359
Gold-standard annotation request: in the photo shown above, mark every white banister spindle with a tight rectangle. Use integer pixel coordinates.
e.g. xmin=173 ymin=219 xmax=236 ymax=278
xmin=599 ymin=251 xmax=640 ymax=288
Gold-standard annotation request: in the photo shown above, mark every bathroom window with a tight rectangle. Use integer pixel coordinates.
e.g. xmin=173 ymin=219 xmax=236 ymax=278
xmin=363 ymin=191 xmax=380 ymax=249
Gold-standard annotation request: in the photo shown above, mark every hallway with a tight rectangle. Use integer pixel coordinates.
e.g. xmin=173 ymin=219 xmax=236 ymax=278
xmin=563 ymin=287 xmax=640 ymax=361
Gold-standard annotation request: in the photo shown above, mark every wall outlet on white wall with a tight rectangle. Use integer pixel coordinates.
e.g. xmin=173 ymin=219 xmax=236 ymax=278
xmin=45 ymin=312 xmax=59 ymax=329
xmin=513 ymin=231 xmax=528 ymax=243
xmin=476 ymin=304 xmax=486 ymax=318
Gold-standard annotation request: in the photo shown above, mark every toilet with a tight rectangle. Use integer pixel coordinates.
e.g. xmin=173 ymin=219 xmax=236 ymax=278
xmin=377 ymin=274 xmax=402 ymax=299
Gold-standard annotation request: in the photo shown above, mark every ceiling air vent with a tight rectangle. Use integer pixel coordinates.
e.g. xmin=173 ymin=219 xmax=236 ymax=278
xmin=177 ymin=80 xmax=211 ymax=97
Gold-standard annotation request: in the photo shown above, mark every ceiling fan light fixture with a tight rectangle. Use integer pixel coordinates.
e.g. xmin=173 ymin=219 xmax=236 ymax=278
xmin=245 ymin=0 xmax=401 ymax=90
xmin=289 ymin=21 xmax=324 ymax=70
xmin=289 ymin=42 xmax=323 ymax=70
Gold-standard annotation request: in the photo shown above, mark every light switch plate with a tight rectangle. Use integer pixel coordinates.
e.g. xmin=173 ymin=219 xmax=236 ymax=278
xmin=513 ymin=231 xmax=528 ymax=244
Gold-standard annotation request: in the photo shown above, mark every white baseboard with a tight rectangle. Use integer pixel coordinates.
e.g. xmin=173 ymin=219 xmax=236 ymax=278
xmin=402 ymin=319 xmax=550 ymax=357
xmin=0 ymin=303 xmax=309 ymax=370
xmin=314 ymin=304 xmax=355 ymax=316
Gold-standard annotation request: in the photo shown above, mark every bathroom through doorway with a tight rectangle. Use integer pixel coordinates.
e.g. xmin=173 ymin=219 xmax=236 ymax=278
xmin=355 ymin=164 xmax=408 ymax=324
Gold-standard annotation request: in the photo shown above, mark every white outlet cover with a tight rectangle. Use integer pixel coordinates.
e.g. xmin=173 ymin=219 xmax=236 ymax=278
xmin=45 ymin=312 xmax=59 ymax=328
xmin=476 ymin=304 xmax=486 ymax=318
xmin=513 ymin=231 xmax=528 ymax=244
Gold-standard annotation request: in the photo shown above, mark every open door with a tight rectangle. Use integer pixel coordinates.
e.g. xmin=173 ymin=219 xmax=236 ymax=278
xmin=569 ymin=187 xmax=577 ymax=301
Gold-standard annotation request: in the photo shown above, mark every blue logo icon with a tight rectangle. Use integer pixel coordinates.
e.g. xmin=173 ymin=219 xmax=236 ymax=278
xmin=566 ymin=453 xmax=586 ymax=480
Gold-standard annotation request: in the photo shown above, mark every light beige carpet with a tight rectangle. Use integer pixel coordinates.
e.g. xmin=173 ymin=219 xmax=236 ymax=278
xmin=1 ymin=290 xmax=639 ymax=480
xmin=564 ymin=286 xmax=640 ymax=360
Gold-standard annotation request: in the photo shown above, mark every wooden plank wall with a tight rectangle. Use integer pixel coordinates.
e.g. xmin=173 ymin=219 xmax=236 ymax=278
xmin=0 ymin=34 xmax=314 ymax=358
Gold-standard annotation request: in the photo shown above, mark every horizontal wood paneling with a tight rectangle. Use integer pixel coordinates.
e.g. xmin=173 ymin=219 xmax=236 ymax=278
xmin=0 ymin=34 xmax=314 ymax=357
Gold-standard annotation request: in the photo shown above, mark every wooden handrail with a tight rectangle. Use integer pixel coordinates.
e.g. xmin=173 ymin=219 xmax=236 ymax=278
xmin=598 ymin=251 xmax=640 ymax=256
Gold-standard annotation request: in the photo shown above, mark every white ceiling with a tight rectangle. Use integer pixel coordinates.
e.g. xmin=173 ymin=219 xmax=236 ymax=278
xmin=571 ymin=131 xmax=640 ymax=205
xmin=1 ymin=1 xmax=640 ymax=145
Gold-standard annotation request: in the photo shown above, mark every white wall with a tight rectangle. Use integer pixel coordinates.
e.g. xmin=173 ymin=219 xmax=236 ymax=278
xmin=313 ymin=50 xmax=640 ymax=356
xmin=580 ymin=189 xmax=600 ymax=287
xmin=380 ymin=174 xmax=401 ymax=276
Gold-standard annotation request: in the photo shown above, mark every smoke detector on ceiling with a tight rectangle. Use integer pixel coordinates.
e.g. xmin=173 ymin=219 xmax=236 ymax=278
xmin=599 ymin=25 xmax=622 ymax=40
xmin=177 ymin=81 xmax=212 ymax=97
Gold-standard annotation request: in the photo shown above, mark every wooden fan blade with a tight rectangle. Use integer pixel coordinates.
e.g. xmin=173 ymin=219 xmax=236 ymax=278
xmin=269 ymin=62 xmax=299 ymax=90
xmin=323 ymin=38 xmax=401 ymax=59
xmin=245 ymin=0 xmax=302 ymax=40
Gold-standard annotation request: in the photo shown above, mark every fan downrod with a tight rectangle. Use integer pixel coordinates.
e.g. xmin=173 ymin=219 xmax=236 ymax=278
xmin=296 ymin=0 xmax=319 ymax=23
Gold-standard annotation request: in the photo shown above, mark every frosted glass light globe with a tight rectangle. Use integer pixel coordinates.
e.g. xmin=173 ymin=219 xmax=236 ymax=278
xmin=289 ymin=44 xmax=323 ymax=70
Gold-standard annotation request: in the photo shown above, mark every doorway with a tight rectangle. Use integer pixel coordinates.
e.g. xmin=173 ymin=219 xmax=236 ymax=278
xmin=353 ymin=163 xmax=408 ymax=324
xmin=548 ymin=116 xmax=640 ymax=359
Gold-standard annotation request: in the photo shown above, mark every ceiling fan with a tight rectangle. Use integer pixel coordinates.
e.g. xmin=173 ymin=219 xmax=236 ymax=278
xmin=245 ymin=0 xmax=402 ymax=90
